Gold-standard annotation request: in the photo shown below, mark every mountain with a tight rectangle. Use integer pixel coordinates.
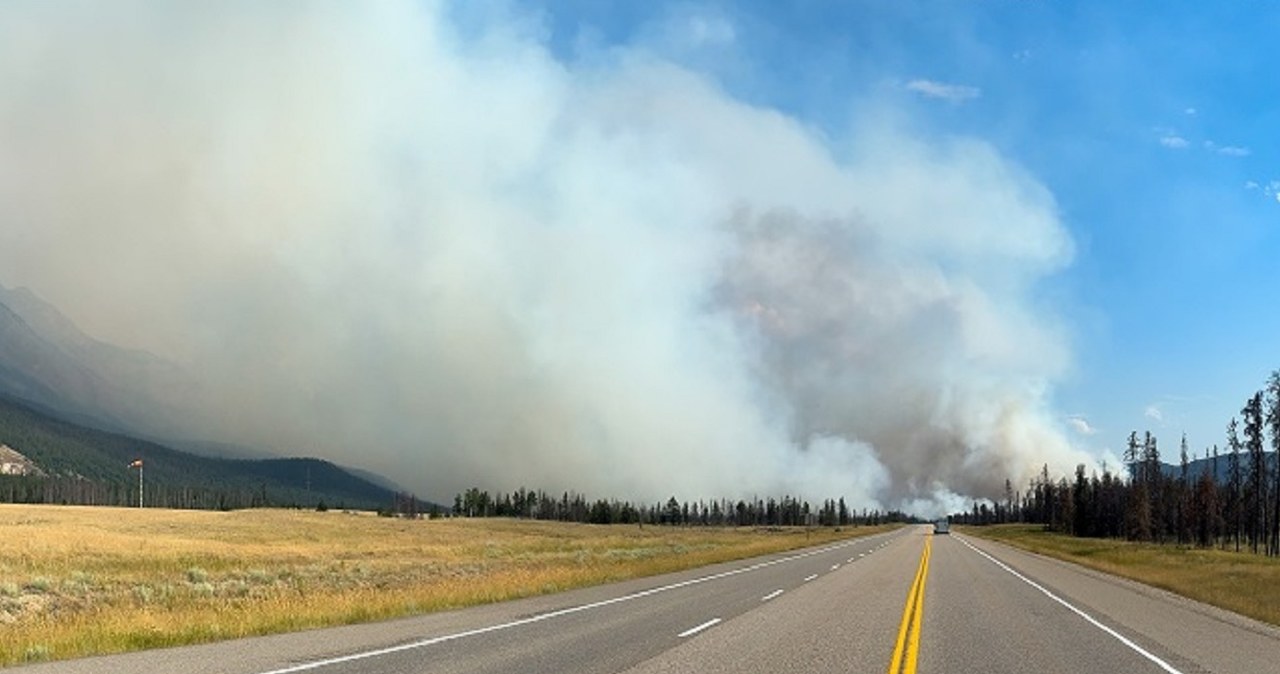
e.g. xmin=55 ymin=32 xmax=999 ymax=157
xmin=0 ymin=295 xmax=117 ymax=428
xmin=0 ymin=284 xmax=415 ymax=508
xmin=0 ymin=284 xmax=200 ymax=439
xmin=1155 ymin=452 xmax=1278 ymax=484
xmin=172 ymin=439 xmax=280 ymax=461
xmin=0 ymin=394 xmax=407 ymax=510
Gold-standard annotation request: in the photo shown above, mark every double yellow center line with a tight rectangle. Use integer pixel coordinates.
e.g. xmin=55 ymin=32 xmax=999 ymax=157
xmin=887 ymin=534 xmax=932 ymax=674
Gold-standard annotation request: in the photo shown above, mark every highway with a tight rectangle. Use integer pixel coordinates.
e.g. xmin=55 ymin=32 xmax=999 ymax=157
xmin=17 ymin=526 xmax=1280 ymax=673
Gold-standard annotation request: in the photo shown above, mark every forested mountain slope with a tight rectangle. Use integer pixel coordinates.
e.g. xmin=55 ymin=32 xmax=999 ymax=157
xmin=0 ymin=394 xmax=401 ymax=510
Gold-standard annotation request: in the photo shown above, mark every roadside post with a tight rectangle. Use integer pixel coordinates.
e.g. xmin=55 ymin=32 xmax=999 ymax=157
xmin=129 ymin=459 xmax=144 ymax=507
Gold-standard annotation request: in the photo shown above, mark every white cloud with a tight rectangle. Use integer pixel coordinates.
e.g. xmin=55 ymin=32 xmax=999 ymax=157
xmin=1159 ymin=135 xmax=1189 ymax=149
xmin=1205 ymin=140 xmax=1250 ymax=156
xmin=646 ymin=7 xmax=736 ymax=53
xmin=685 ymin=15 xmax=735 ymax=47
xmin=1254 ymin=180 xmax=1280 ymax=204
xmin=1144 ymin=405 xmax=1164 ymax=422
xmin=906 ymin=79 xmax=981 ymax=103
xmin=1067 ymin=416 xmax=1097 ymax=436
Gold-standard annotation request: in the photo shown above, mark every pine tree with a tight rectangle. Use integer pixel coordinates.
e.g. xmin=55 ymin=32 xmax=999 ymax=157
xmin=1142 ymin=432 xmax=1165 ymax=542
xmin=1178 ymin=434 xmax=1191 ymax=545
xmin=1194 ymin=461 xmax=1218 ymax=547
xmin=1127 ymin=478 xmax=1153 ymax=541
xmin=1243 ymin=393 xmax=1267 ymax=554
xmin=1227 ymin=418 xmax=1244 ymax=552
xmin=1072 ymin=464 xmax=1090 ymax=536
xmin=1267 ymin=371 xmax=1280 ymax=556
xmin=1124 ymin=431 xmax=1141 ymax=482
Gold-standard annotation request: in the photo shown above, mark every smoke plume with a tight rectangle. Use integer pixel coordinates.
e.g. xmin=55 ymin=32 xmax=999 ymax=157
xmin=0 ymin=2 xmax=1092 ymax=510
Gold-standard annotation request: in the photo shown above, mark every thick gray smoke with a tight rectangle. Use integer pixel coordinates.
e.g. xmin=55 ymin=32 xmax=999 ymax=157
xmin=0 ymin=2 xmax=1093 ymax=510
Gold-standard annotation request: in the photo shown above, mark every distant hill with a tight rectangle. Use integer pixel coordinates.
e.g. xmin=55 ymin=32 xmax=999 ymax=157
xmin=0 ymin=394 xmax=409 ymax=511
xmin=1146 ymin=452 xmax=1279 ymax=483
xmin=0 ymin=285 xmax=423 ymax=510
xmin=171 ymin=439 xmax=281 ymax=461
xmin=0 ymin=295 xmax=116 ymax=428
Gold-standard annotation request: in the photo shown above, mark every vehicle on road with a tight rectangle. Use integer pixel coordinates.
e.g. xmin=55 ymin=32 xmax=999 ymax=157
xmin=933 ymin=519 xmax=950 ymax=534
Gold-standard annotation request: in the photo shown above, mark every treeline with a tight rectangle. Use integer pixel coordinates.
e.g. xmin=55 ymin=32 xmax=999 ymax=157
xmin=0 ymin=395 xmax=415 ymax=512
xmin=0 ymin=474 xmax=269 ymax=509
xmin=0 ymin=473 xmax=435 ymax=514
xmin=451 ymin=487 xmax=914 ymax=526
xmin=956 ymin=370 xmax=1280 ymax=555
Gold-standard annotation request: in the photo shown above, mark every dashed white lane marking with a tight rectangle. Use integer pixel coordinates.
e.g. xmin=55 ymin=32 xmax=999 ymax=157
xmin=803 ymin=574 xmax=819 ymax=582
xmin=678 ymin=618 xmax=722 ymax=638
xmin=762 ymin=589 xmax=784 ymax=602
xmin=831 ymin=564 xmax=840 ymax=570
xmin=956 ymin=536 xmax=1184 ymax=674
xmin=252 ymin=533 xmax=896 ymax=674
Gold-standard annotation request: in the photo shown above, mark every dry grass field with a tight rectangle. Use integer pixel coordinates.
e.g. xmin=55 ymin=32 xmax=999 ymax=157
xmin=0 ymin=504 xmax=892 ymax=666
xmin=963 ymin=524 xmax=1280 ymax=627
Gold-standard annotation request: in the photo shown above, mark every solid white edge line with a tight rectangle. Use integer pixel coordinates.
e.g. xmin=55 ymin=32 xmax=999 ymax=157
xmin=761 ymin=589 xmax=784 ymax=602
xmin=803 ymin=573 xmax=819 ymax=582
xmin=956 ymin=536 xmax=1184 ymax=674
xmin=253 ymin=532 xmax=897 ymax=674
xmin=677 ymin=617 xmax=722 ymax=638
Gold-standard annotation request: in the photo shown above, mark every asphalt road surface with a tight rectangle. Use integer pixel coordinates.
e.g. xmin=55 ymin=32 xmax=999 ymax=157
xmin=17 ymin=526 xmax=1280 ymax=673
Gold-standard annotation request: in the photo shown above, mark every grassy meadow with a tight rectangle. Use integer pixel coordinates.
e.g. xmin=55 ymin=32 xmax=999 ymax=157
xmin=0 ymin=504 xmax=891 ymax=665
xmin=962 ymin=524 xmax=1280 ymax=626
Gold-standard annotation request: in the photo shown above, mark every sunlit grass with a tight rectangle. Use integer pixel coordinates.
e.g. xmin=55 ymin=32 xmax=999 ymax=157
xmin=962 ymin=524 xmax=1280 ymax=626
xmin=0 ymin=504 xmax=894 ymax=665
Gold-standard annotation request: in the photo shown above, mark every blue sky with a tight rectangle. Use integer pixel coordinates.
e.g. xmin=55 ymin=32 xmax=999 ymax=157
xmin=524 ymin=1 xmax=1280 ymax=462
